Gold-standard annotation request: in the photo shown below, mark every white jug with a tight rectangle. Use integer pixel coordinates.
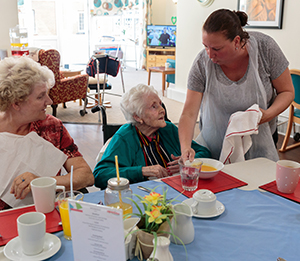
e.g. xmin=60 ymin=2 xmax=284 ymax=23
xmin=170 ymin=203 xmax=194 ymax=245
xmin=149 ymin=236 xmax=173 ymax=261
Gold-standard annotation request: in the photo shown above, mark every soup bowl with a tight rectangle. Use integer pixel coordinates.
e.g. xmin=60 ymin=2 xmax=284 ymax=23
xmin=197 ymin=158 xmax=224 ymax=179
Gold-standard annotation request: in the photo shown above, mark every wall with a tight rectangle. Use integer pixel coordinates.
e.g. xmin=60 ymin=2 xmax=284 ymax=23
xmin=170 ymin=0 xmax=300 ymax=114
xmin=0 ymin=0 xmax=18 ymax=56
xmin=151 ymin=0 xmax=177 ymax=25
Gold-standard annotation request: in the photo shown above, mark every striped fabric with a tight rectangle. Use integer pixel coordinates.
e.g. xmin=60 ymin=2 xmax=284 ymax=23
xmin=136 ymin=127 xmax=171 ymax=167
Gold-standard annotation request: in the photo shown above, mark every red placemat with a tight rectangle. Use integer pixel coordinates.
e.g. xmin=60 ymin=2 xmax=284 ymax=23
xmin=0 ymin=203 xmax=62 ymax=246
xmin=259 ymin=181 xmax=300 ymax=204
xmin=162 ymin=171 xmax=248 ymax=198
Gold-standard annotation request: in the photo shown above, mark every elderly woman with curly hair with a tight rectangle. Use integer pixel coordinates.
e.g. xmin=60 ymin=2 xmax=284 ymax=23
xmin=93 ymin=84 xmax=211 ymax=189
xmin=0 ymin=56 xmax=94 ymax=210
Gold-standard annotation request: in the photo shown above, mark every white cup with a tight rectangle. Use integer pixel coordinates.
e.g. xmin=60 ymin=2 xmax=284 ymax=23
xmin=124 ymin=217 xmax=139 ymax=260
xmin=17 ymin=212 xmax=46 ymax=256
xmin=276 ymin=160 xmax=300 ymax=194
xmin=191 ymin=189 xmax=216 ymax=215
xmin=165 ymin=62 xmax=170 ymax=69
xmin=31 ymin=177 xmax=65 ymax=213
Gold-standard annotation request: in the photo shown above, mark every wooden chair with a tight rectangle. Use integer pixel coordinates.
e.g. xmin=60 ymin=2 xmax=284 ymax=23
xmin=279 ymin=69 xmax=300 ymax=152
xmin=38 ymin=49 xmax=89 ymax=117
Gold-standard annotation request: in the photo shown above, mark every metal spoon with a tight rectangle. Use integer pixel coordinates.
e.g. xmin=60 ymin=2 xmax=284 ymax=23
xmin=137 ymin=185 xmax=152 ymax=193
xmin=137 ymin=186 xmax=172 ymax=201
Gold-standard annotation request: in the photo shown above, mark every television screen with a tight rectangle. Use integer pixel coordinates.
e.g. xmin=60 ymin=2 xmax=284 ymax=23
xmin=146 ymin=25 xmax=176 ymax=48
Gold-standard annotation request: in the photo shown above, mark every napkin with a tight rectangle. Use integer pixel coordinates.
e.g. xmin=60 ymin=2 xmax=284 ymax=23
xmin=0 ymin=132 xmax=67 ymax=208
xmin=219 ymin=104 xmax=262 ymax=164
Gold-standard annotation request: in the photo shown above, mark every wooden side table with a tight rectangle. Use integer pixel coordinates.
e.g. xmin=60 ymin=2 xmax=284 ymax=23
xmin=147 ymin=66 xmax=175 ymax=96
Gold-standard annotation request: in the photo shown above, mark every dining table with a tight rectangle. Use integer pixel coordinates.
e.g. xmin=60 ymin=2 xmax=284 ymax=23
xmin=1 ymin=157 xmax=299 ymax=261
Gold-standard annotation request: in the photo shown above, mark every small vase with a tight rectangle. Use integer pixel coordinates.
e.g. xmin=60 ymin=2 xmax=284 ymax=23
xmin=136 ymin=220 xmax=171 ymax=260
xmin=149 ymin=236 xmax=173 ymax=261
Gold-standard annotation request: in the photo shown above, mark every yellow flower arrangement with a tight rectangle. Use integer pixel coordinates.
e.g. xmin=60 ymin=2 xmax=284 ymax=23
xmin=124 ymin=186 xmax=186 ymax=260
xmin=127 ymin=188 xmax=174 ymax=234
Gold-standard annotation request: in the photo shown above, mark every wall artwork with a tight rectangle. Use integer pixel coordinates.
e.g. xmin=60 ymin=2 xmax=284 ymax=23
xmin=237 ymin=0 xmax=284 ymax=29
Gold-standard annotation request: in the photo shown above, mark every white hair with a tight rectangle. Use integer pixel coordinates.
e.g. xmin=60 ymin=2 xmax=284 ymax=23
xmin=120 ymin=84 xmax=159 ymax=125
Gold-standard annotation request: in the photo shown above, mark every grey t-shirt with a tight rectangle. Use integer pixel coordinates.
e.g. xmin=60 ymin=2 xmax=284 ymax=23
xmin=188 ymin=31 xmax=289 ymax=111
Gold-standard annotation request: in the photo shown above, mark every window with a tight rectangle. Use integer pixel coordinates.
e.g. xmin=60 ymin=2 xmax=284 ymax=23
xmin=78 ymin=12 xmax=84 ymax=33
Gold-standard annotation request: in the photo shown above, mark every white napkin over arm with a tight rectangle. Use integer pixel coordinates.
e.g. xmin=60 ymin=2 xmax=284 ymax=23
xmin=0 ymin=132 xmax=67 ymax=208
xmin=219 ymin=104 xmax=262 ymax=164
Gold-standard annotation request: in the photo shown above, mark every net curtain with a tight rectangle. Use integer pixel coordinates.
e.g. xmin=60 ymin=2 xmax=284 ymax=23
xmin=92 ymin=0 xmax=152 ymax=69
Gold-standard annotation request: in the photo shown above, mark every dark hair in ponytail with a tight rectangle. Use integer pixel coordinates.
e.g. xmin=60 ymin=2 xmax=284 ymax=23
xmin=203 ymin=9 xmax=249 ymax=43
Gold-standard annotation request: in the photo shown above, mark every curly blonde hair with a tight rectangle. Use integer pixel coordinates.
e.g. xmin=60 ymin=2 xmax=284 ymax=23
xmin=0 ymin=56 xmax=55 ymax=112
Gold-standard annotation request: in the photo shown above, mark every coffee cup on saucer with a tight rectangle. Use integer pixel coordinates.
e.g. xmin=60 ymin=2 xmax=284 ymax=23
xmin=17 ymin=212 xmax=46 ymax=256
xmin=190 ymin=189 xmax=216 ymax=215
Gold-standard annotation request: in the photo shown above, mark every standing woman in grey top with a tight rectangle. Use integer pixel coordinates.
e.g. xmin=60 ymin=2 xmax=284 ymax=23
xmin=179 ymin=8 xmax=294 ymax=162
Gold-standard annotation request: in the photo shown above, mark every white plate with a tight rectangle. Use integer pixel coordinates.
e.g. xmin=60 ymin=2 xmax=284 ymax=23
xmin=182 ymin=198 xmax=225 ymax=218
xmin=4 ymin=233 xmax=61 ymax=261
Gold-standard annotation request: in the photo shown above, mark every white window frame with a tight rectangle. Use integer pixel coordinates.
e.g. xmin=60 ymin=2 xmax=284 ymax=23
xmin=78 ymin=11 xmax=84 ymax=33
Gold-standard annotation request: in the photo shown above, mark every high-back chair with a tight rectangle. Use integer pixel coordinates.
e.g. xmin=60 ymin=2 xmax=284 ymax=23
xmin=166 ymin=58 xmax=175 ymax=87
xmin=38 ymin=49 xmax=89 ymax=117
xmin=279 ymin=69 xmax=300 ymax=152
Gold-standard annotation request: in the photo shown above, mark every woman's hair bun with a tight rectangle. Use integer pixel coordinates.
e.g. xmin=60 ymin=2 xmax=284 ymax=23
xmin=234 ymin=10 xmax=248 ymax=27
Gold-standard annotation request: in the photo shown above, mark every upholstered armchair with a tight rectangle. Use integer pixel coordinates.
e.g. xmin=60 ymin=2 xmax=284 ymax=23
xmin=38 ymin=49 xmax=88 ymax=116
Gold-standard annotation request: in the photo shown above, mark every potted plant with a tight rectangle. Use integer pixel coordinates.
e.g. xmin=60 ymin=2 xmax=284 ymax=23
xmin=124 ymin=185 xmax=185 ymax=260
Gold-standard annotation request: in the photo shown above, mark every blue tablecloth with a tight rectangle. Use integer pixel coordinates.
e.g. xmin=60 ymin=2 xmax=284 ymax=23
xmin=49 ymin=181 xmax=300 ymax=261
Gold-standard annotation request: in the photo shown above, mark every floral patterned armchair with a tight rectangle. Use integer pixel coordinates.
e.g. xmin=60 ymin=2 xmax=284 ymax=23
xmin=38 ymin=49 xmax=88 ymax=116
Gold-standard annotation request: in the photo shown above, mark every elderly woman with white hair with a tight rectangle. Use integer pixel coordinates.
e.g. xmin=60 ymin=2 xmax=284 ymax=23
xmin=0 ymin=56 xmax=94 ymax=210
xmin=93 ymin=84 xmax=211 ymax=189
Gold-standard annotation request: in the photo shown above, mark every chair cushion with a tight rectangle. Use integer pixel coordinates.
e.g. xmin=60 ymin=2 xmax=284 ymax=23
xmin=166 ymin=58 xmax=175 ymax=84
xmin=294 ymin=108 xmax=300 ymax=118
xmin=88 ymin=76 xmax=112 ymax=90
xmin=166 ymin=58 xmax=175 ymax=68
xmin=88 ymin=75 xmax=108 ymax=84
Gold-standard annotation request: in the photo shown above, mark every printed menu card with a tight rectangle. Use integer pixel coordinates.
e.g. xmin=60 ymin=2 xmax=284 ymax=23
xmin=68 ymin=199 xmax=125 ymax=260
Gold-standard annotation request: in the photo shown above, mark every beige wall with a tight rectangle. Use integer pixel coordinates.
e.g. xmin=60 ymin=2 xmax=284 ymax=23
xmin=0 ymin=0 xmax=18 ymax=56
xmin=151 ymin=0 xmax=177 ymax=25
xmin=169 ymin=0 xmax=300 ymax=103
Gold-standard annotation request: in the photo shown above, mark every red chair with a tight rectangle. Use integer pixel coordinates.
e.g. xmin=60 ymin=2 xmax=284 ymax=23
xmin=38 ymin=49 xmax=88 ymax=116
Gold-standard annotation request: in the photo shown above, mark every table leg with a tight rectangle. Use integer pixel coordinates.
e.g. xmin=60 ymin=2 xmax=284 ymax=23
xmin=162 ymin=73 xmax=166 ymax=96
xmin=148 ymin=69 xmax=151 ymax=86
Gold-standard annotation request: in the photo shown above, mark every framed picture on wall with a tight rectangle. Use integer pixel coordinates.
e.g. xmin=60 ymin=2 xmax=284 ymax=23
xmin=237 ymin=0 xmax=285 ymax=29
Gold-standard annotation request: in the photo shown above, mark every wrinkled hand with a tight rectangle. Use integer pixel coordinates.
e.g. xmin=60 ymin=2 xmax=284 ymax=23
xmin=166 ymin=154 xmax=180 ymax=175
xmin=181 ymin=148 xmax=195 ymax=163
xmin=142 ymin=165 xmax=169 ymax=179
xmin=10 ymin=172 xmax=39 ymax=199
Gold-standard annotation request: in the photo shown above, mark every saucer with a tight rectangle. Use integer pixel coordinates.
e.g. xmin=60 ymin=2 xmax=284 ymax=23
xmin=182 ymin=198 xmax=225 ymax=218
xmin=4 ymin=233 xmax=61 ymax=261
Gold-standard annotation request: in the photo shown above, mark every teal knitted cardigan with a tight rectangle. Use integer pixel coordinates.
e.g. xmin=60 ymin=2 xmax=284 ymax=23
xmin=93 ymin=122 xmax=211 ymax=189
